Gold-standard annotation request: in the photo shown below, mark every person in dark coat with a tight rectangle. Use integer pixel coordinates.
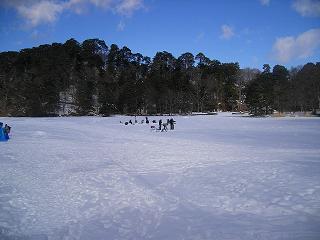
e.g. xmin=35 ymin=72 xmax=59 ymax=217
xmin=162 ymin=123 xmax=168 ymax=132
xmin=145 ymin=117 xmax=149 ymax=124
xmin=169 ymin=118 xmax=175 ymax=130
xmin=158 ymin=119 xmax=162 ymax=131
xmin=4 ymin=124 xmax=10 ymax=134
xmin=4 ymin=124 xmax=10 ymax=140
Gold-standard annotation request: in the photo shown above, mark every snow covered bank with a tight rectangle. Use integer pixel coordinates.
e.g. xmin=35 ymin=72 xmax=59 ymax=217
xmin=0 ymin=114 xmax=320 ymax=239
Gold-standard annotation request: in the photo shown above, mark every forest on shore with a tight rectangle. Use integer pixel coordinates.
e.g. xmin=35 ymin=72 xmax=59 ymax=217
xmin=0 ymin=38 xmax=319 ymax=117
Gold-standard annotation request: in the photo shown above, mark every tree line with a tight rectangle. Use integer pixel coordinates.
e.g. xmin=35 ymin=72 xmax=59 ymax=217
xmin=0 ymin=38 xmax=319 ymax=117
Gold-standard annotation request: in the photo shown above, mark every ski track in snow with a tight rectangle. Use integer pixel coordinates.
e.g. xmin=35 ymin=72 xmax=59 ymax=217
xmin=0 ymin=114 xmax=320 ymax=239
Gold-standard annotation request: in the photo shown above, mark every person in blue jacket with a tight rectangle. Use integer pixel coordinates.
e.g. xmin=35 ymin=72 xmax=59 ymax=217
xmin=0 ymin=122 xmax=10 ymax=141
xmin=0 ymin=122 xmax=6 ymax=141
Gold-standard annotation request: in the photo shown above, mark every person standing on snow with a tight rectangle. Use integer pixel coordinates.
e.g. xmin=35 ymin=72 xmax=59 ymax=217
xmin=158 ymin=119 xmax=162 ymax=131
xmin=0 ymin=122 xmax=10 ymax=141
xmin=0 ymin=123 xmax=3 ymax=140
xmin=169 ymin=118 xmax=176 ymax=130
xmin=162 ymin=122 xmax=168 ymax=132
xmin=4 ymin=124 xmax=10 ymax=140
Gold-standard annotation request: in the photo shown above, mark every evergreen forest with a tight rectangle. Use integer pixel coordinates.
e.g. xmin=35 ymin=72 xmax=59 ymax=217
xmin=0 ymin=38 xmax=319 ymax=117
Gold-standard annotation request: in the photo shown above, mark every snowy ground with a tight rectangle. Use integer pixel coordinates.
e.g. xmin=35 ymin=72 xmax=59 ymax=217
xmin=0 ymin=113 xmax=320 ymax=240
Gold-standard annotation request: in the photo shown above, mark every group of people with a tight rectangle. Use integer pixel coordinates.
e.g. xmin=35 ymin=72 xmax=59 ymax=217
xmin=0 ymin=122 xmax=11 ymax=141
xmin=157 ymin=118 xmax=176 ymax=132
xmin=122 ymin=116 xmax=176 ymax=132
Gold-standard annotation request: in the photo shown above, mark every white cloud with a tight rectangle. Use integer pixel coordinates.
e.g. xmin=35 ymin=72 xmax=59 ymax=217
xmin=272 ymin=28 xmax=320 ymax=63
xmin=293 ymin=0 xmax=320 ymax=17
xmin=116 ymin=0 xmax=143 ymax=16
xmin=220 ymin=25 xmax=234 ymax=40
xmin=260 ymin=0 xmax=270 ymax=6
xmin=89 ymin=0 xmax=113 ymax=8
xmin=63 ymin=0 xmax=87 ymax=14
xmin=16 ymin=1 xmax=64 ymax=27
xmin=3 ymin=0 xmax=144 ymax=27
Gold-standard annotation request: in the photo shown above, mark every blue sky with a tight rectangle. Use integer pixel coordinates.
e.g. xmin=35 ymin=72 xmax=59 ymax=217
xmin=0 ymin=0 xmax=319 ymax=69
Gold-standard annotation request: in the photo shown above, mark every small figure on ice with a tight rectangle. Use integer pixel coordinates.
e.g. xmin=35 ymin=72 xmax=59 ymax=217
xmin=158 ymin=119 xmax=162 ymax=131
xmin=0 ymin=122 xmax=11 ymax=141
xmin=161 ymin=122 xmax=168 ymax=132
xmin=169 ymin=118 xmax=176 ymax=130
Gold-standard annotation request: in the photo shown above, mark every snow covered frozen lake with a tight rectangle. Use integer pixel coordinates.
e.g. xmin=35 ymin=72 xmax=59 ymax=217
xmin=0 ymin=113 xmax=320 ymax=240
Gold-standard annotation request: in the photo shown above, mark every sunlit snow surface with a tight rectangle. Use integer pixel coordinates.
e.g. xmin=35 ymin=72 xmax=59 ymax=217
xmin=1 ymin=113 xmax=320 ymax=240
